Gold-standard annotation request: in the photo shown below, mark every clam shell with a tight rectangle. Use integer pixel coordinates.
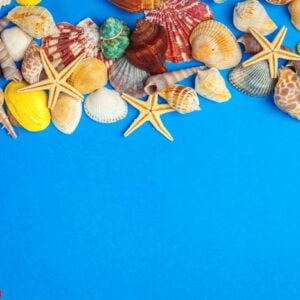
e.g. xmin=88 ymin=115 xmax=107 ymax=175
xmin=52 ymin=95 xmax=82 ymax=134
xmin=159 ymin=85 xmax=200 ymax=114
xmin=110 ymin=0 xmax=162 ymax=12
xmin=229 ymin=61 xmax=277 ymax=97
xmin=195 ymin=68 xmax=231 ymax=103
xmin=109 ymin=56 xmax=150 ymax=98
xmin=190 ymin=20 xmax=242 ymax=70
xmin=84 ymin=88 xmax=128 ymax=123
xmin=289 ymin=0 xmax=300 ymax=31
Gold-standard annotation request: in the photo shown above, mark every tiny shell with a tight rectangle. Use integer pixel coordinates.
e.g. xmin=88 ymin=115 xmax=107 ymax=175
xmin=289 ymin=0 xmax=300 ymax=31
xmin=159 ymin=85 xmax=200 ymax=114
xmin=195 ymin=68 xmax=231 ymax=103
xmin=84 ymin=88 xmax=128 ymax=123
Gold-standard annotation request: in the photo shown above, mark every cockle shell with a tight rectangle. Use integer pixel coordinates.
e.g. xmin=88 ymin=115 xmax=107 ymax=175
xmin=1 ymin=26 xmax=32 ymax=61
xmin=4 ymin=81 xmax=50 ymax=131
xmin=7 ymin=6 xmax=58 ymax=39
xmin=84 ymin=87 xmax=128 ymax=123
xmin=229 ymin=61 xmax=277 ymax=97
xmin=109 ymin=56 xmax=150 ymax=98
xmin=190 ymin=20 xmax=242 ymax=70
xmin=266 ymin=0 xmax=293 ymax=4
xmin=145 ymin=0 xmax=214 ymax=63
xmin=195 ymin=68 xmax=231 ymax=103
xmin=110 ymin=0 xmax=162 ymax=12
xmin=159 ymin=85 xmax=200 ymax=114
xmin=234 ymin=0 xmax=277 ymax=35
xmin=51 ymin=95 xmax=82 ymax=134
xmin=68 ymin=58 xmax=107 ymax=94
xmin=289 ymin=0 xmax=300 ymax=30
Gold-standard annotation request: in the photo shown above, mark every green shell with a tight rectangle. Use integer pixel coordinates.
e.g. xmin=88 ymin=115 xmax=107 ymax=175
xmin=100 ymin=17 xmax=130 ymax=59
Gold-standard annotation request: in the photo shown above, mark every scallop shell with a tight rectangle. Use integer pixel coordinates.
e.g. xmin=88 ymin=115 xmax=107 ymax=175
xmin=190 ymin=20 xmax=242 ymax=70
xmin=195 ymin=68 xmax=231 ymax=103
xmin=68 ymin=58 xmax=107 ymax=94
xmin=52 ymin=95 xmax=82 ymax=134
xmin=229 ymin=61 xmax=277 ymax=97
xmin=84 ymin=88 xmax=128 ymax=123
xmin=110 ymin=0 xmax=162 ymax=12
xmin=7 ymin=6 xmax=58 ymax=39
xmin=266 ymin=0 xmax=293 ymax=4
xmin=289 ymin=0 xmax=300 ymax=31
xmin=145 ymin=0 xmax=214 ymax=63
xmin=1 ymin=26 xmax=32 ymax=61
xmin=159 ymin=85 xmax=200 ymax=114
xmin=234 ymin=0 xmax=277 ymax=35
xmin=109 ymin=56 xmax=150 ymax=98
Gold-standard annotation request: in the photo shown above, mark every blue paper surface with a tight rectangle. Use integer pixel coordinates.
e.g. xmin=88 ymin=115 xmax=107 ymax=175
xmin=1 ymin=0 xmax=300 ymax=299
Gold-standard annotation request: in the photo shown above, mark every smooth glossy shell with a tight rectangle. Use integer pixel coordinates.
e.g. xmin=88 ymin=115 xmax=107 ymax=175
xmin=110 ymin=0 xmax=161 ymax=12
xmin=84 ymin=88 xmax=128 ymax=123
xmin=238 ymin=33 xmax=263 ymax=54
xmin=16 ymin=0 xmax=42 ymax=4
xmin=190 ymin=20 xmax=242 ymax=70
xmin=289 ymin=0 xmax=300 ymax=31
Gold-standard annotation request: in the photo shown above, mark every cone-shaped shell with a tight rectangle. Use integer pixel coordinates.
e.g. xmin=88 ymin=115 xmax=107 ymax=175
xmin=229 ymin=61 xmax=277 ymax=97
xmin=7 ymin=6 xmax=58 ymax=39
xmin=195 ymin=68 xmax=231 ymax=103
xmin=4 ymin=81 xmax=50 ymax=131
xmin=190 ymin=20 xmax=242 ymax=70
xmin=159 ymin=85 xmax=200 ymax=114
xmin=110 ymin=0 xmax=162 ymax=12
xmin=289 ymin=0 xmax=300 ymax=31
xmin=52 ymin=95 xmax=82 ymax=134
xmin=109 ymin=56 xmax=150 ymax=98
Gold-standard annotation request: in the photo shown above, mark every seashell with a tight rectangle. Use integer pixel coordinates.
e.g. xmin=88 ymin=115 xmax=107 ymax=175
xmin=51 ymin=95 xmax=82 ymax=134
xmin=0 ymin=0 xmax=11 ymax=9
xmin=229 ymin=61 xmax=277 ymax=97
xmin=1 ymin=27 xmax=32 ymax=61
xmin=109 ymin=56 xmax=150 ymax=98
xmin=289 ymin=0 xmax=300 ymax=30
xmin=7 ymin=6 xmax=58 ymax=39
xmin=100 ymin=17 xmax=130 ymax=59
xmin=190 ymin=20 xmax=242 ymax=70
xmin=68 ymin=58 xmax=107 ymax=94
xmin=4 ymin=81 xmax=50 ymax=132
xmin=144 ymin=66 xmax=202 ymax=95
xmin=110 ymin=0 xmax=162 ymax=12
xmin=126 ymin=19 xmax=167 ymax=75
xmin=145 ymin=0 xmax=214 ymax=63
xmin=238 ymin=33 xmax=263 ymax=54
xmin=274 ymin=67 xmax=300 ymax=119
xmin=84 ymin=87 xmax=128 ymax=123
xmin=16 ymin=0 xmax=42 ymax=5
xmin=234 ymin=0 xmax=277 ymax=35
xmin=0 ymin=18 xmax=9 ymax=32
xmin=159 ymin=85 xmax=200 ymax=114
xmin=266 ymin=0 xmax=293 ymax=4
xmin=195 ymin=68 xmax=231 ymax=103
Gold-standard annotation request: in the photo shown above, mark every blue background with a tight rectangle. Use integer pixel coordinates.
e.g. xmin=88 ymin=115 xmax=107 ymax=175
xmin=1 ymin=0 xmax=300 ymax=299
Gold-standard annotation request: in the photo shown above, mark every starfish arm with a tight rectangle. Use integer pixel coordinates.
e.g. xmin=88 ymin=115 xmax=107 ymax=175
xmin=122 ymin=93 xmax=149 ymax=111
xmin=48 ymin=85 xmax=61 ymax=110
xmin=154 ymin=104 xmax=174 ymax=115
xmin=268 ymin=54 xmax=278 ymax=78
xmin=272 ymin=26 xmax=287 ymax=49
xmin=242 ymin=50 xmax=269 ymax=67
xmin=148 ymin=93 xmax=158 ymax=110
xmin=150 ymin=113 xmax=174 ymax=142
xmin=124 ymin=112 xmax=149 ymax=137
xmin=17 ymin=79 xmax=53 ymax=93
xmin=59 ymin=53 xmax=86 ymax=81
xmin=40 ymin=50 xmax=58 ymax=80
xmin=60 ymin=82 xmax=83 ymax=100
xmin=276 ymin=49 xmax=300 ymax=61
xmin=249 ymin=28 xmax=272 ymax=50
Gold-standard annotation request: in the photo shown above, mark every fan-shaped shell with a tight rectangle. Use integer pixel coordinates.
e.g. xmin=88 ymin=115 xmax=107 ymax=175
xmin=190 ymin=20 xmax=242 ymax=70
xmin=7 ymin=6 xmax=58 ymax=39
xmin=109 ymin=56 xmax=150 ymax=98
xmin=84 ymin=88 xmax=128 ymax=123
xmin=229 ymin=61 xmax=277 ymax=97
xmin=159 ymin=85 xmax=200 ymax=114
xmin=110 ymin=0 xmax=162 ymax=12
xmin=289 ymin=0 xmax=300 ymax=31
xmin=234 ymin=0 xmax=277 ymax=35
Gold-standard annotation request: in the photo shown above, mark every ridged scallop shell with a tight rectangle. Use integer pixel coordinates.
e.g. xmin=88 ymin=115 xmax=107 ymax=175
xmin=234 ymin=0 xmax=277 ymax=35
xmin=145 ymin=0 xmax=214 ymax=63
xmin=190 ymin=20 xmax=242 ymax=70
xmin=195 ymin=68 xmax=231 ymax=103
xmin=68 ymin=58 xmax=107 ymax=94
xmin=7 ymin=6 xmax=58 ymax=39
xmin=289 ymin=0 xmax=300 ymax=31
xmin=159 ymin=85 xmax=200 ymax=114
xmin=229 ymin=61 xmax=277 ymax=97
xmin=84 ymin=88 xmax=128 ymax=123
xmin=266 ymin=0 xmax=293 ymax=4
xmin=109 ymin=56 xmax=150 ymax=98
xmin=52 ymin=95 xmax=82 ymax=134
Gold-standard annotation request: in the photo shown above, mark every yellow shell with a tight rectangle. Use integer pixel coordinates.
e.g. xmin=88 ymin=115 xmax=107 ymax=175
xmin=159 ymin=85 xmax=200 ymax=114
xmin=189 ymin=20 xmax=242 ymax=69
xmin=195 ymin=68 xmax=231 ymax=103
xmin=16 ymin=0 xmax=42 ymax=5
xmin=7 ymin=6 xmax=58 ymax=39
xmin=289 ymin=0 xmax=300 ymax=31
xmin=4 ymin=81 xmax=50 ymax=132
xmin=68 ymin=58 xmax=108 ymax=94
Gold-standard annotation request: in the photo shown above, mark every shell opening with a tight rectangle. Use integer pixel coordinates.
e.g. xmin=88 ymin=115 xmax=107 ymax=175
xmin=144 ymin=84 xmax=157 ymax=95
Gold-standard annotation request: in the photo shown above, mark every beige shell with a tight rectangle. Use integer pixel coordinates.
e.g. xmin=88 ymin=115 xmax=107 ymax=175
xmin=289 ymin=0 xmax=300 ymax=31
xmin=189 ymin=20 xmax=242 ymax=70
xmin=234 ymin=0 xmax=277 ymax=35
xmin=159 ymin=85 xmax=200 ymax=114
xmin=51 ymin=95 xmax=82 ymax=134
xmin=266 ymin=0 xmax=293 ymax=4
xmin=68 ymin=58 xmax=107 ymax=94
xmin=0 ymin=0 xmax=11 ymax=9
xmin=195 ymin=68 xmax=231 ymax=103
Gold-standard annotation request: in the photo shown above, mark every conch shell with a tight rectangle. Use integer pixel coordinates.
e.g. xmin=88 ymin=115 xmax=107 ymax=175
xmin=110 ymin=0 xmax=162 ymax=12
xmin=289 ymin=0 xmax=300 ymax=30
xmin=189 ymin=20 xmax=242 ymax=70
xmin=234 ymin=0 xmax=277 ymax=35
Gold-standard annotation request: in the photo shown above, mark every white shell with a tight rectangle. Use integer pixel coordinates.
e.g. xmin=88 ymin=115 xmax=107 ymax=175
xmin=0 ymin=0 xmax=11 ymax=9
xmin=84 ymin=88 xmax=128 ymax=123
xmin=1 ymin=27 xmax=32 ymax=61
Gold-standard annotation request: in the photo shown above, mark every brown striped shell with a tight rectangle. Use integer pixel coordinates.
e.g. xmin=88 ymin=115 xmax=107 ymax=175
xmin=110 ymin=0 xmax=162 ymax=12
